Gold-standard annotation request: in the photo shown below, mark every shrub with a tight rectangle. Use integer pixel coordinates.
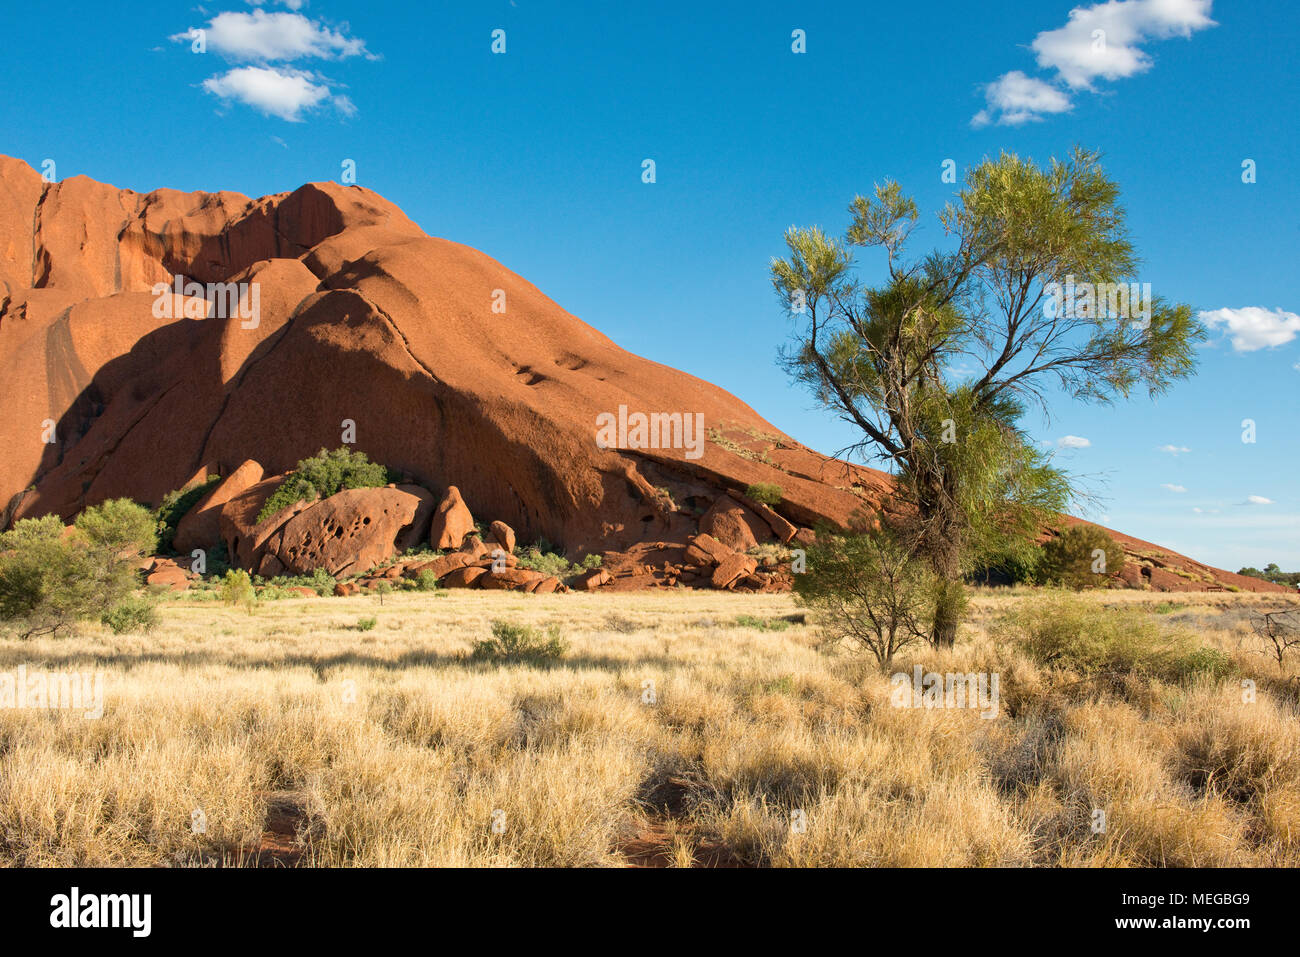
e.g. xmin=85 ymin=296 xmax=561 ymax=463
xmin=515 ymin=544 xmax=603 ymax=580
xmin=414 ymin=569 xmax=440 ymax=591
xmin=1039 ymin=525 xmax=1125 ymax=589
xmin=0 ymin=517 xmax=100 ymax=638
xmin=1 ymin=502 xmax=157 ymax=639
xmin=995 ymin=592 xmax=1234 ymax=682
xmin=219 ymin=569 xmax=257 ymax=613
xmin=258 ymin=447 xmax=390 ymax=522
xmin=101 ymin=595 xmax=160 ymax=635
xmin=793 ymin=523 xmax=936 ymax=665
xmin=154 ymin=477 xmax=219 ymax=553
xmin=745 ymin=482 xmax=784 ymax=506
xmin=471 ymin=621 xmax=568 ymax=665
xmin=356 ymin=616 xmax=377 ymax=632
xmin=734 ymin=614 xmax=791 ymax=632
xmin=974 ymin=542 xmax=1044 ymax=585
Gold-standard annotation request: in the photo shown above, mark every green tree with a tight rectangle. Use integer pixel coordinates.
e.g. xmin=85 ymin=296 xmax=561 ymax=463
xmin=793 ymin=517 xmax=937 ymax=665
xmin=1040 ymin=524 xmax=1125 ymax=590
xmin=258 ymin=447 xmax=390 ymax=522
xmin=772 ymin=149 xmax=1203 ymax=645
xmin=0 ymin=500 xmax=157 ymax=639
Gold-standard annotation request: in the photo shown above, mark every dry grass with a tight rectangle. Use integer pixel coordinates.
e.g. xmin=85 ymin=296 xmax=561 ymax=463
xmin=1 ymin=588 xmax=1297 ymax=867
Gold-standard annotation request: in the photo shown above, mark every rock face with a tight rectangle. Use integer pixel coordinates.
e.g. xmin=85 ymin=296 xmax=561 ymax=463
xmin=274 ymin=486 xmax=432 ymax=577
xmin=430 ymin=487 xmax=475 ymax=550
xmin=0 ymin=155 xmax=1282 ymax=594
xmin=173 ymin=459 xmax=263 ymax=553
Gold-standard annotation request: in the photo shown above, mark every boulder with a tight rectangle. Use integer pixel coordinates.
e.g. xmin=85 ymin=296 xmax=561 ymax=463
xmin=275 ymin=486 xmax=435 ymax=577
xmin=146 ymin=558 xmax=190 ymax=591
xmin=174 ymin=459 xmax=264 ymax=553
xmin=479 ymin=567 xmax=545 ymax=591
xmin=684 ymin=533 xmax=733 ymax=567
xmin=711 ymin=553 xmax=758 ymax=589
xmin=394 ymin=485 xmax=437 ymax=551
xmin=441 ymin=565 xmax=488 ymax=589
xmin=575 ymin=568 xmax=611 ymax=591
xmin=407 ymin=552 xmax=471 ymax=581
xmin=456 ymin=537 xmax=492 ymax=561
xmin=334 ymin=582 xmax=360 ymax=597
xmin=488 ymin=520 xmax=516 ymax=554
xmin=699 ymin=496 xmax=770 ymax=551
xmin=530 ymin=576 xmax=561 ymax=595
xmin=430 ymin=486 xmax=474 ymax=549
xmin=218 ymin=474 xmax=304 ymax=570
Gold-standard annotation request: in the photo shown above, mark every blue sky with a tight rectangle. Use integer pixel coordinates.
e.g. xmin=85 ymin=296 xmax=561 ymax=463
xmin=2 ymin=0 xmax=1296 ymax=569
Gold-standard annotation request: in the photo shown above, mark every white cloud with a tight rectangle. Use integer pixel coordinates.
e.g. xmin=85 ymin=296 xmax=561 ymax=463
xmin=1158 ymin=444 xmax=1190 ymax=455
xmin=972 ymin=72 xmax=1073 ymax=127
xmin=1161 ymin=483 xmax=1187 ymax=493
xmin=176 ymin=11 xmax=368 ymax=62
xmin=1191 ymin=507 xmax=1219 ymax=514
xmin=1032 ymin=0 xmax=1216 ymax=90
xmin=1200 ymin=307 xmax=1300 ymax=352
xmin=972 ymin=0 xmax=1217 ymax=126
xmin=202 ymin=66 xmax=331 ymax=121
xmin=1056 ymin=435 xmax=1092 ymax=449
xmin=174 ymin=9 xmax=372 ymax=121
xmin=1243 ymin=495 xmax=1274 ymax=506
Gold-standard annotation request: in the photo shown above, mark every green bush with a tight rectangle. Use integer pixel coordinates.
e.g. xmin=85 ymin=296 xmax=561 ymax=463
xmin=219 ymin=569 xmax=257 ymax=613
xmin=745 ymin=482 xmax=784 ymax=506
xmin=1039 ymin=525 xmax=1125 ymax=589
xmin=356 ymin=616 xmax=378 ymax=632
xmin=471 ymin=621 xmax=568 ymax=665
xmin=414 ymin=569 xmax=440 ymax=591
xmin=101 ymin=595 xmax=160 ymax=635
xmin=734 ymin=614 xmax=791 ymax=632
xmin=515 ymin=544 xmax=603 ymax=580
xmin=1 ymin=501 xmax=157 ymax=639
xmin=793 ymin=522 xmax=937 ymax=665
xmin=995 ymin=592 xmax=1234 ymax=682
xmin=154 ymin=477 xmax=219 ymax=553
xmin=258 ymin=447 xmax=390 ymax=522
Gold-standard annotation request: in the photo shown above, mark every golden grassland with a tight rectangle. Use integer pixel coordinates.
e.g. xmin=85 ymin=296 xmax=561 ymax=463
xmin=1 ymin=588 xmax=1298 ymax=867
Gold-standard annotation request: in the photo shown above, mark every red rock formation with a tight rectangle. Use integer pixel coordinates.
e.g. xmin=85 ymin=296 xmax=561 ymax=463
xmin=0 ymin=156 xmax=1283 ymax=594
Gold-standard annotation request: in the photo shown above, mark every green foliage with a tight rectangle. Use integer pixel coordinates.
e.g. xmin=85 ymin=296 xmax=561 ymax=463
xmin=471 ymin=621 xmax=568 ymax=665
xmin=793 ymin=519 xmax=937 ymax=665
xmin=154 ymin=477 xmax=219 ymax=553
xmin=101 ymin=595 xmax=160 ymax=635
xmin=1238 ymin=564 xmax=1300 ymax=588
xmin=772 ymin=149 xmax=1204 ymax=644
xmin=414 ymin=569 xmax=440 ymax=591
xmin=1 ymin=503 xmax=157 ymax=639
xmin=258 ymin=447 xmax=390 ymax=523
xmin=745 ymin=482 xmax=784 ymax=506
xmin=1 ymin=517 xmax=100 ymax=639
xmin=76 ymin=499 xmax=158 ymax=561
xmin=1040 ymin=525 xmax=1125 ymax=589
xmin=356 ymin=616 xmax=378 ymax=632
xmin=219 ymin=569 xmax=256 ymax=613
xmin=515 ymin=543 xmax=602 ymax=580
xmin=996 ymin=592 xmax=1234 ymax=682
xmin=734 ymin=614 xmax=791 ymax=632
xmin=976 ymin=541 xmax=1044 ymax=585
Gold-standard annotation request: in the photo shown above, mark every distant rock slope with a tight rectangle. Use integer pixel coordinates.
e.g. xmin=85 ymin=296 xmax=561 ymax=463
xmin=0 ymin=156 xmax=1284 ymax=593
